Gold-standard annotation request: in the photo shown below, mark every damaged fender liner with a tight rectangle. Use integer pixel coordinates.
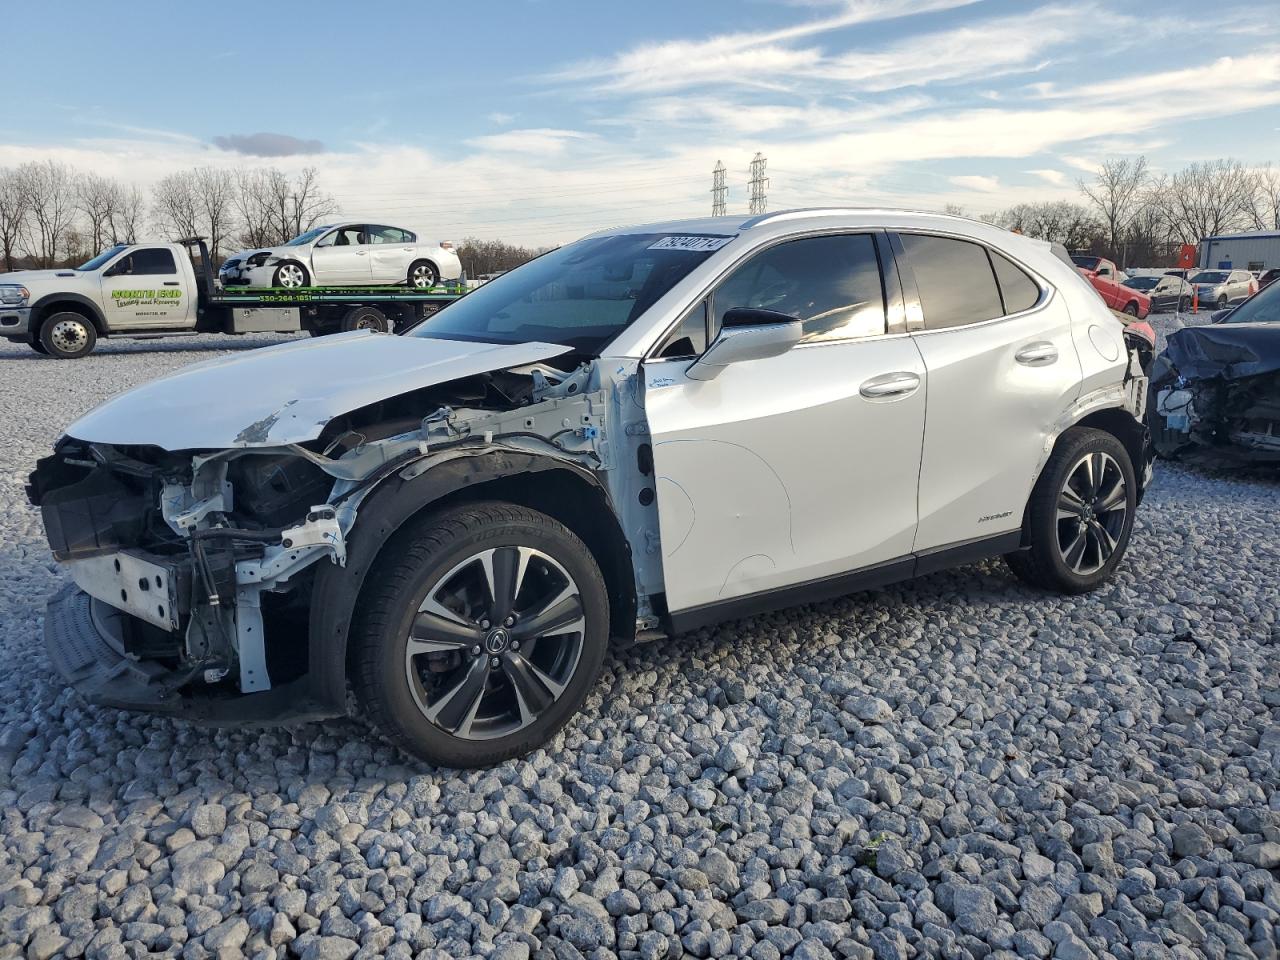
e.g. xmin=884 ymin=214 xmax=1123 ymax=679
xmin=305 ymin=446 xmax=635 ymax=717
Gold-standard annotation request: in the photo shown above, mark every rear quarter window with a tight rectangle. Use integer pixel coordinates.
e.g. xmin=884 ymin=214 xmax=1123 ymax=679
xmin=900 ymin=234 xmax=1003 ymax=330
xmin=990 ymin=251 xmax=1041 ymax=314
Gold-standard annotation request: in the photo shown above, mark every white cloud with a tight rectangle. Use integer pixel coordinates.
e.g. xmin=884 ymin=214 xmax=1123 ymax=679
xmin=487 ymin=112 xmax=516 ymax=125
xmin=950 ymin=174 xmax=1001 ymax=192
xmin=1028 ymin=168 xmax=1066 ymax=185
xmin=463 ymin=128 xmax=597 ymax=155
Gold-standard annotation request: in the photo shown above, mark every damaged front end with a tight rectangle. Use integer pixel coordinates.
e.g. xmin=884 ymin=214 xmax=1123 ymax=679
xmin=1150 ymin=323 xmax=1280 ymax=464
xmin=30 ymin=349 xmax=646 ymax=723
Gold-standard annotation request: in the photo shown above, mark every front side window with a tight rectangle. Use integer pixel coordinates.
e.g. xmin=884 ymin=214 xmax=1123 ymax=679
xmin=711 ymin=233 xmax=886 ymax=343
xmin=410 ymin=233 xmax=728 ymax=355
xmin=900 ymin=234 xmax=1003 ymax=330
xmin=79 ymin=245 xmax=128 ymax=271
xmin=111 ymin=248 xmax=176 ymax=276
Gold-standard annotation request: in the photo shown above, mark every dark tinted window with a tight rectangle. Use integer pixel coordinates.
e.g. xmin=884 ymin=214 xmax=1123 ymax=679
xmin=113 ymin=248 xmax=176 ymax=276
xmin=901 ymin=234 xmax=1002 ymax=329
xmin=655 ymin=299 xmax=708 ymax=358
xmin=991 ymin=251 xmax=1041 ymax=313
xmin=713 ymin=233 xmax=885 ymax=343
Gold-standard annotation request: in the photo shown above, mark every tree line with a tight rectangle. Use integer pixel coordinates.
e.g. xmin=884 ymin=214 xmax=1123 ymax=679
xmin=0 ymin=160 xmax=340 ymax=270
xmin=965 ymin=157 xmax=1280 ymax=267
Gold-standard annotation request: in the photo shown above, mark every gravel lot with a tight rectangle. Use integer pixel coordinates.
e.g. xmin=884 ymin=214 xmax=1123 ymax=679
xmin=0 ymin=325 xmax=1277 ymax=960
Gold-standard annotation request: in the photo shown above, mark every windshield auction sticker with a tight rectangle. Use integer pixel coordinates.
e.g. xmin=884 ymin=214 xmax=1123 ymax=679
xmin=648 ymin=236 xmax=734 ymax=252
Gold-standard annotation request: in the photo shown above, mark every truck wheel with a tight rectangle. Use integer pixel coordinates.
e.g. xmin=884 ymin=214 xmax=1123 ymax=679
xmin=27 ymin=337 xmax=48 ymax=355
xmin=272 ymin=261 xmax=310 ymax=288
xmin=351 ymin=502 xmax=609 ymax=768
xmin=39 ymin=312 xmax=97 ymax=359
xmin=340 ymin=305 xmax=391 ymax=333
xmin=1122 ymin=301 xmax=1139 ymax=316
xmin=407 ymin=260 xmax=439 ymax=289
xmin=1005 ymin=427 xmax=1136 ymax=595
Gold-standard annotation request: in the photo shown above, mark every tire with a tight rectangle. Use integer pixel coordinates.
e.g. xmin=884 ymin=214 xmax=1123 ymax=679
xmin=1005 ymin=427 xmax=1137 ymax=594
xmin=351 ymin=502 xmax=609 ymax=768
xmin=1122 ymin=301 xmax=1139 ymax=317
xmin=27 ymin=337 xmax=48 ymax=355
xmin=407 ymin=260 xmax=439 ymax=289
xmin=38 ymin=311 xmax=97 ymax=359
xmin=272 ymin=261 xmax=310 ymax=288
xmin=1217 ymin=295 xmax=1228 ymax=310
xmin=339 ymin=305 xmax=391 ymax=333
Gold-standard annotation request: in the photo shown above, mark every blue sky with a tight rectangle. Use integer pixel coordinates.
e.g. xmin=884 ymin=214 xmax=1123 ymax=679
xmin=5 ymin=0 xmax=1279 ymax=245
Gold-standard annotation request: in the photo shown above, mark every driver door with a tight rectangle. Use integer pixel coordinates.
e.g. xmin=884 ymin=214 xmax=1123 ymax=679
xmin=643 ymin=232 xmax=927 ymax=621
xmin=99 ymin=247 xmax=193 ymax=329
xmin=309 ymin=226 xmax=372 ymax=284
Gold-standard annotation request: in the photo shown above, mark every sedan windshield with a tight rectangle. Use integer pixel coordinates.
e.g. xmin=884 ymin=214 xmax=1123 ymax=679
xmin=78 ymin=245 xmax=129 ymax=271
xmin=409 ymin=233 xmax=730 ymax=354
xmin=1220 ymin=282 xmax=1280 ymax=324
xmin=285 ymin=226 xmax=333 ymax=247
xmin=1192 ymin=271 xmax=1229 ymax=284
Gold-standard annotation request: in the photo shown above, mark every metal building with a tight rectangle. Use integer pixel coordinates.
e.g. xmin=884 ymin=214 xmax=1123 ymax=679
xmin=1198 ymin=229 xmax=1280 ymax=271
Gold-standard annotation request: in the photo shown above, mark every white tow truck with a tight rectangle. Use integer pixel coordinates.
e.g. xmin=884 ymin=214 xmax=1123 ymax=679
xmin=0 ymin=238 xmax=463 ymax=358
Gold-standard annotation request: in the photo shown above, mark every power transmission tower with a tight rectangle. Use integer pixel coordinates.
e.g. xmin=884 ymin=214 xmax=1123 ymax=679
xmin=748 ymin=153 xmax=769 ymax=215
xmin=711 ymin=161 xmax=727 ymax=216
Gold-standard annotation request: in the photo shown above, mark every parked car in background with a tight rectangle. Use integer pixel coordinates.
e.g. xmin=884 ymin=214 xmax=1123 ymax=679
xmin=32 ymin=209 xmax=1154 ymax=766
xmin=1258 ymin=267 xmax=1280 ymax=290
xmin=1122 ymin=274 xmax=1193 ymax=313
xmin=220 ymin=223 xmax=463 ymax=289
xmin=1189 ymin=269 xmax=1257 ymax=310
xmin=1072 ymin=256 xmax=1151 ymax=317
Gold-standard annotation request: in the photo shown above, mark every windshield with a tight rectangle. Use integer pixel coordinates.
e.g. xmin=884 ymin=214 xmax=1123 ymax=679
xmin=1220 ymin=282 xmax=1280 ymax=324
xmin=1192 ymin=271 xmax=1228 ymax=283
xmin=77 ymin=244 xmax=129 ymax=271
xmin=409 ymin=233 xmax=731 ymax=354
xmin=285 ymin=226 xmax=333 ymax=247
xmin=1124 ymin=277 xmax=1158 ymax=290
xmin=1071 ymin=256 xmax=1100 ymax=270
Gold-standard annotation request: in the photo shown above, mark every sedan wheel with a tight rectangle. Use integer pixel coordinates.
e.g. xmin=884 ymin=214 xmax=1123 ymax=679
xmin=408 ymin=261 xmax=440 ymax=289
xmin=273 ymin=262 xmax=309 ymax=288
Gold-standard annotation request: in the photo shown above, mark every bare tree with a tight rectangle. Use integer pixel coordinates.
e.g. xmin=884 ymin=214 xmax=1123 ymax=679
xmin=110 ymin=184 xmax=146 ymax=244
xmin=234 ymin=167 xmax=338 ymax=249
xmin=152 ymin=171 xmax=201 ymax=242
xmin=0 ymin=168 xmax=28 ymax=271
xmin=456 ymin=237 xmax=548 ymax=277
xmin=994 ymin=201 xmax=1101 ymax=251
xmin=1246 ymin=163 xmax=1280 ymax=231
xmin=19 ymin=160 xmax=76 ymax=267
xmin=191 ymin=166 xmax=236 ymax=261
xmin=1161 ymin=159 xmax=1256 ymax=244
xmin=1078 ymin=156 xmax=1149 ymax=260
xmin=75 ymin=173 xmax=121 ymax=255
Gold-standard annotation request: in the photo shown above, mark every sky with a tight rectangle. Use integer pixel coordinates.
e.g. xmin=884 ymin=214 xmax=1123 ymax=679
xmin=4 ymin=0 xmax=1279 ymax=248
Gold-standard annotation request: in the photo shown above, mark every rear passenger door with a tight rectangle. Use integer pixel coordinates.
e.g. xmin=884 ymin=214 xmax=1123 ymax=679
xmin=368 ymin=225 xmax=417 ymax=284
xmin=894 ymin=233 xmax=1081 ymax=553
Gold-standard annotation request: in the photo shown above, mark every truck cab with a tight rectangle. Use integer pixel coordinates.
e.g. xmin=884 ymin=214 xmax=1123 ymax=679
xmin=1071 ymin=255 xmax=1151 ymax=318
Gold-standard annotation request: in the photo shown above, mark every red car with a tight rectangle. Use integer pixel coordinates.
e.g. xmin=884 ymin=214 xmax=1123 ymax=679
xmin=1071 ymin=256 xmax=1151 ymax=318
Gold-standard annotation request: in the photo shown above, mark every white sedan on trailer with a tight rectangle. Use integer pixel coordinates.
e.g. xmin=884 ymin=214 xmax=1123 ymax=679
xmin=220 ymin=223 xmax=462 ymax=289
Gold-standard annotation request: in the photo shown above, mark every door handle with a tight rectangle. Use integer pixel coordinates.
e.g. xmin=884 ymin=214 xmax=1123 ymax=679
xmin=355 ymin=251 xmax=367 ymax=256
xmin=1015 ymin=341 xmax=1059 ymax=366
xmin=163 ymin=281 xmax=180 ymax=286
xmin=859 ymin=371 xmax=921 ymax=399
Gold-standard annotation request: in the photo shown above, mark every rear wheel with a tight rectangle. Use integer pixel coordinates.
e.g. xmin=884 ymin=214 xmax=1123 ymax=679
xmin=352 ymin=503 xmax=609 ymax=768
xmin=339 ymin=305 xmax=391 ymax=333
xmin=1123 ymin=301 xmax=1139 ymax=316
xmin=39 ymin=311 xmax=97 ymax=359
xmin=272 ymin=261 xmax=310 ymax=288
xmin=1217 ymin=295 xmax=1228 ymax=310
xmin=1006 ymin=427 xmax=1136 ymax=594
xmin=407 ymin=260 xmax=439 ymax=289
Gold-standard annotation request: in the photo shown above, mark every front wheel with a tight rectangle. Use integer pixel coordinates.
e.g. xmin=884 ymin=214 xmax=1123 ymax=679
xmin=272 ymin=261 xmax=310 ymax=288
xmin=1123 ymin=301 xmax=1139 ymax=317
xmin=1006 ymin=427 xmax=1136 ymax=594
xmin=1217 ymin=295 xmax=1228 ymax=310
xmin=351 ymin=503 xmax=609 ymax=768
xmin=39 ymin=312 xmax=97 ymax=359
xmin=407 ymin=260 xmax=439 ymax=289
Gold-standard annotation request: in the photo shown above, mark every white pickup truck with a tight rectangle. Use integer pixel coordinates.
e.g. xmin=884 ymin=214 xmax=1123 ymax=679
xmin=0 ymin=238 xmax=463 ymax=358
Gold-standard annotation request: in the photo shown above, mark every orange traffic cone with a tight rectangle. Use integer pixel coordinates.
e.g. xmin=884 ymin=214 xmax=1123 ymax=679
xmin=1191 ymin=287 xmax=1198 ymax=314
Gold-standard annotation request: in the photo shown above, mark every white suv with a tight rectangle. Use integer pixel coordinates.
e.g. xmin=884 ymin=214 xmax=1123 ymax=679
xmin=31 ymin=209 xmax=1154 ymax=767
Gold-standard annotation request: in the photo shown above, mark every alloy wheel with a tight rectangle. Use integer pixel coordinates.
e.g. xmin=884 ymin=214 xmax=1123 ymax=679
xmin=49 ymin=318 xmax=89 ymax=354
xmin=278 ymin=264 xmax=305 ymax=287
xmin=411 ymin=264 xmax=437 ymax=289
xmin=1055 ymin=451 xmax=1127 ymax=575
xmin=404 ymin=546 xmax=585 ymax=740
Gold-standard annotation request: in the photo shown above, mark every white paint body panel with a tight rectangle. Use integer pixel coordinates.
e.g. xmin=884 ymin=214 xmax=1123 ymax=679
xmin=65 ymin=332 xmax=569 ymax=450
xmin=643 ymin=337 xmax=926 ymax=612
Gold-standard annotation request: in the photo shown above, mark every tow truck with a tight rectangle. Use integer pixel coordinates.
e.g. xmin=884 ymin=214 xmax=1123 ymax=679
xmin=0 ymin=238 xmax=464 ymax=358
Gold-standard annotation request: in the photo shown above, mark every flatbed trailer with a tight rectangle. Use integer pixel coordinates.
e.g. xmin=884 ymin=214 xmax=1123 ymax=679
xmin=1 ymin=237 xmax=465 ymax=358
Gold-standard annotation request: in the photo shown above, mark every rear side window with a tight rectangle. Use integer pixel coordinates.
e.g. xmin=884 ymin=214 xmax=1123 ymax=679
xmin=900 ymin=234 xmax=1002 ymax=330
xmin=712 ymin=233 xmax=886 ymax=343
xmin=990 ymin=251 xmax=1041 ymax=314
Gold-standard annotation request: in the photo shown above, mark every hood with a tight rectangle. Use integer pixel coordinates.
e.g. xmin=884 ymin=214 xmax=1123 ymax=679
xmin=65 ymin=332 xmax=571 ymax=451
xmin=1162 ymin=322 xmax=1280 ymax=382
xmin=221 ymin=247 xmax=288 ymax=267
xmin=2 ymin=268 xmax=92 ymax=289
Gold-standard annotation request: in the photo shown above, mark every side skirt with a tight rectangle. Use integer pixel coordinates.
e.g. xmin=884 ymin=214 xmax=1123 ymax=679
xmin=665 ymin=530 xmax=1024 ymax=635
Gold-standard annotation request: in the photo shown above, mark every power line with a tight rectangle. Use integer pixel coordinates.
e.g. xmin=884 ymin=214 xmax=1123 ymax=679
xmin=711 ymin=160 xmax=727 ymax=216
xmin=748 ymin=153 xmax=769 ymax=215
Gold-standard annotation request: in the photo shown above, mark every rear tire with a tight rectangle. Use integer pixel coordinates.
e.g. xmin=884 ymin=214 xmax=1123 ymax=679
xmin=351 ymin=503 xmax=609 ymax=768
xmin=1005 ymin=427 xmax=1136 ymax=594
xmin=38 ymin=311 xmax=97 ymax=359
xmin=1123 ymin=301 xmax=1139 ymax=317
xmin=339 ymin=305 xmax=391 ymax=333
xmin=1217 ymin=295 xmax=1228 ymax=310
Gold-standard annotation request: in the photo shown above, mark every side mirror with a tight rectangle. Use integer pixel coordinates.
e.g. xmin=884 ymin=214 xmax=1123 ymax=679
xmin=686 ymin=308 xmax=803 ymax=381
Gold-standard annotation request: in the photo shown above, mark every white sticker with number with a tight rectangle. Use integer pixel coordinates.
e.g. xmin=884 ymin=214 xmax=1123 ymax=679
xmin=648 ymin=235 xmax=735 ymax=252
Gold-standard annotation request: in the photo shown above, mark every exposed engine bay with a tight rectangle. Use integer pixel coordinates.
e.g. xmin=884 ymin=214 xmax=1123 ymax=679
xmin=1150 ymin=323 xmax=1280 ymax=464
